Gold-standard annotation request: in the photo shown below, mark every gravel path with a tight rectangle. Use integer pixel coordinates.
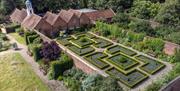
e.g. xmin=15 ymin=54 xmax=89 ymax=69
xmin=6 ymin=34 xmax=68 ymax=91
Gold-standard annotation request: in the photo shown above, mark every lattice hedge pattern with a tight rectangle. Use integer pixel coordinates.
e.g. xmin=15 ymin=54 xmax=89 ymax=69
xmin=106 ymin=54 xmax=139 ymax=70
xmin=84 ymin=52 xmax=109 ymax=69
xmin=106 ymin=68 xmax=148 ymax=88
xmin=106 ymin=45 xmax=137 ymax=56
xmin=56 ymin=32 xmax=166 ymax=88
xmin=135 ymin=55 xmax=165 ymax=74
xmin=67 ymin=44 xmax=95 ymax=56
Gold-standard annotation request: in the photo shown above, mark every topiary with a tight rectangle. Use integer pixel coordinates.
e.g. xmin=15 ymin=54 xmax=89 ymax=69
xmin=118 ymin=57 xmax=127 ymax=63
xmin=80 ymin=38 xmax=88 ymax=42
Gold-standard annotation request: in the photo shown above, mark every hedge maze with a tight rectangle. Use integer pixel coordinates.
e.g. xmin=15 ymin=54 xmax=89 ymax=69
xmin=56 ymin=32 xmax=166 ymax=88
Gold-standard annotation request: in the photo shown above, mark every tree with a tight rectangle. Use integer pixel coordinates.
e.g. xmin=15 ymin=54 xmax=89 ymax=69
xmin=155 ymin=0 xmax=180 ymax=26
xmin=0 ymin=0 xmax=15 ymax=15
xmin=112 ymin=13 xmax=130 ymax=28
xmin=130 ymin=0 xmax=160 ymax=19
xmin=128 ymin=20 xmax=154 ymax=36
xmin=173 ymin=49 xmax=180 ymax=63
xmin=40 ymin=41 xmax=61 ymax=61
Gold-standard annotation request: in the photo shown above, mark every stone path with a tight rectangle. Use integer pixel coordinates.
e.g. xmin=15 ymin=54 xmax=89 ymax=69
xmin=6 ymin=34 xmax=68 ymax=91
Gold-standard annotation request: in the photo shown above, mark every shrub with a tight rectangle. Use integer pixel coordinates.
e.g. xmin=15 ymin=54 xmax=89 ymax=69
xmin=27 ymin=35 xmax=39 ymax=44
xmin=166 ymin=31 xmax=180 ymax=45
xmin=15 ymin=27 xmax=24 ymax=35
xmin=80 ymin=38 xmax=88 ymax=42
xmin=32 ymin=44 xmax=42 ymax=61
xmin=40 ymin=41 xmax=61 ymax=61
xmin=33 ymin=37 xmax=43 ymax=44
xmin=63 ymin=77 xmax=81 ymax=91
xmin=24 ymin=31 xmax=37 ymax=45
xmin=128 ymin=20 xmax=154 ymax=36
xmin=126 ymin=31 xmax=145 ymax=42
xmin=172 ymin=49 xmax=180 ymax=63
xmin=82 ymin=74 xmax=123 ymax=91
xmin=63 ymin=67 xmax=87 ymax=81
xmin=119 ymin=57 xmax=127 ymax=63
xmin=48 ymin=54 xmax=73 ymax=79
xmin=101 ymin=29 xmax=111 ymax=37
xmin=0 ymin=33 xmax=8 ymax=40
xmin=112 ymin=13 xmax=130 ymax=28
xmin=144 ymin=38 xmax=165 ymax=54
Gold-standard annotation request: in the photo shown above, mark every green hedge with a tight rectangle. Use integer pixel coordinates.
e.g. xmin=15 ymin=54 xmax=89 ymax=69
xmin=68 ymin=45 xmax=95 ymax=56
xmin=24 ymin=31 xmax=37 ymax=45
xmin=48 ymin=54 xmax=73 ymax=79
xmin=106 ymin=68 xmax=148 ymax=88
xmin=32 ymin=44 xmax=42 ymax=61
xmin=84 ymin=52 xmax=109 ymax=69
xmin=27 ymin=35 xmax=39 ymax=44
xmin=135 ymin=55 xmax=165 ymax=74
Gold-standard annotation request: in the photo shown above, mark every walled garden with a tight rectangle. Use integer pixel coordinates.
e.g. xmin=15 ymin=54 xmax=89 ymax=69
xmin=56 ymin=32 xmax=166 ymax=88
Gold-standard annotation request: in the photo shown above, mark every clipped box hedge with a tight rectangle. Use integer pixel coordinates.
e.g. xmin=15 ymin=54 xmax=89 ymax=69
xmin=68 ymin=44 xmax=95 ymax=56
xmin=84 ymin=52 xmax=109 ymax=69
xmin=93 ymin=38 xmax=113 ymax=48
xmin=106 ymin=45 xmax=136 ymax=56
xmin=135 ymin=55 xmax=165 ymax=74
xmin=106 ymin=54 xmax=138 ymax=70
xmin=71 ymin=37 xmax=94 ymax=48
xmin=106 ymin=67 xmax=148 ymax=88
xmin=56 ymin=37 xmax=72 ymax=46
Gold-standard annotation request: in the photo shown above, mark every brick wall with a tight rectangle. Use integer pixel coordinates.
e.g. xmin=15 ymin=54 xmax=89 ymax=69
xmin=71 ymin=55 xmax=96 ymax=74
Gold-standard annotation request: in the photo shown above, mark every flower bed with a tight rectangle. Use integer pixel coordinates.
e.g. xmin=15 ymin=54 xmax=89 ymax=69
xmin=106 ymin=67 xmax=148 ymax=88
xmin=84 ymin=52 xmax=109 ymax=69
xmin=93 ymin=38 xmax=113 ymax=48
xmin=106 ymin=45 xmax=137 ymax=56
xmin=68 ymin=44 xmax=95 ymax=56
xmin=136 ymin=55 xmax=165 ymax=74
xmin=106 ymin=54 xmax=139 ymax=70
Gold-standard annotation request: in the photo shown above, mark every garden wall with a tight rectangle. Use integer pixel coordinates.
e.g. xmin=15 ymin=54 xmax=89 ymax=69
xmin=35 ymin=30 xmax=97 ymax=74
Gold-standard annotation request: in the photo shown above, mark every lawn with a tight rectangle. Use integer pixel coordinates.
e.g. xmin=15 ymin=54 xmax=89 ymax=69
xmin=9 ymin=33 xmax=25 ymax=45
xmin=0 ymin=53 xmax=50 ymax=91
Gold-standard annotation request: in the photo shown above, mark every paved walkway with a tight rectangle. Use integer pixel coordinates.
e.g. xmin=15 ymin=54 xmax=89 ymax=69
xmin=6 ymin=34 xmax=68 ymax=91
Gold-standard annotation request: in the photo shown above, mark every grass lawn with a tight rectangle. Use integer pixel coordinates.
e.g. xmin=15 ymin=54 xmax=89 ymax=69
xmin=0 ymin=53 xmax=50 ymax=91
xmin=9 ymin=33 xmax=25 ymax=45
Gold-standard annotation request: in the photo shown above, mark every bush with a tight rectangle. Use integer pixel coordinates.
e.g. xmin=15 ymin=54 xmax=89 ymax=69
xmin=144 ymin=38 xmax=165 ymax=54
xmin=27 ymin=35 xmax=39 ymax=44
xmin=15 ymin=27 xmax=24 ymax=35
xmin=126 ymin=31 xmax=145 ymax=42
xmin=63 ymin=77 xmax=81 ymax=91
xmin=112 ymin=13 xmax=130 ymax=28
xmin=24 ymin=31 xmax=37 ymax=45
xmin=166 ymin=31 xmax=180 ymax=44
xmin=128 ymin=20 xmax=154 ymax=36
xmin=172 ymin=49 xmax=180 ymax=63
xmin=40 ymin=41 xmax=61 ymax=61
xmin=0 ymin=33 xmax=7 ymax=40
xmin=48 ymin=54 xmax=73 ymax=79
xmin=32 ymin=44 xmax=42 ymax=61
xmin=33 ymin=37 xmax=43 ymax=44
xmin=80 ymin=38 xmax=88 ymax=42
xmin=63 ymin=67 xmax=87 ymax=81
xmin=82 ymin=74 xmax=123 ymax=91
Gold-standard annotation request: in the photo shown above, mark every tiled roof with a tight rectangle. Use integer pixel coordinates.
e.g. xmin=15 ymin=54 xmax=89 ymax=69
xmin=43 ymin=11 xmax=57 ymax=25
xmin=85 ymin=8 xmax=116 ymax=21
xmin=68 ymin=9 xmax=82 ymax=17
xmin=59 ymin=10 xmax=75 ymax=23
xmin=10 ymin=8 xmax=27 ymax=24
xmin=21 ymin=14 xmax=46 ymax=30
